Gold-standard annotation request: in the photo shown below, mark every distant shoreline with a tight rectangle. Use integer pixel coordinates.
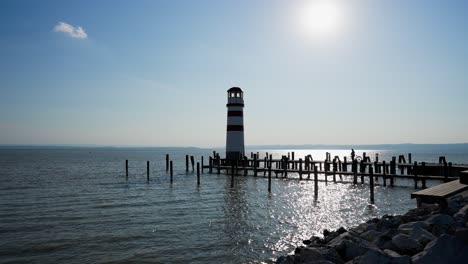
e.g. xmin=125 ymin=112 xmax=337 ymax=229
xmin=1 ymin=143 xmax=468 ymax=150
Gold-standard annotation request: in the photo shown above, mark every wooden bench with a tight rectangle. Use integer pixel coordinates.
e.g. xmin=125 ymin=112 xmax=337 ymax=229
xmin=411 ymin=179 xmax=468 ymax=208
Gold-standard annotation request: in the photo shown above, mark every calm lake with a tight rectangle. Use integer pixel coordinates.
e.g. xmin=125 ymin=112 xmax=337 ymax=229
xmin=1 ymin=146 xmax=467 ymax=263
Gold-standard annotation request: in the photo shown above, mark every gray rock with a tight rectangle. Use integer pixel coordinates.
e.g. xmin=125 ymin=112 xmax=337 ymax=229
xmin=333 ymin=236 xmax=380 ymax=261
xmin=383 ymin=249 xmax=402 ymax=258
xmin=324 ymin=231 xmax=341 ymax=243
xmin=391 ymin=233 xmax=423 ymax=255
xmin=360 ymin=230 xmax=382 ymax=242
xmin=425 ymin=214 xmax=454 ymax=226
xmin=276 ymin=255 xmax=296 ymax=264
xmin=397 ymin=221 xmax=430 ymax=234
xmin=454 ymin=204 xmax=468 ymax=223
xmin=351 ymin=249 xmax=410 ymax=264
xmin=412 ymin=234 xmax=468 ymax=264
xmin=298 ymin=247 xmax=343 ymax=264
xmin=409 ymin=226 xmax=436 ymax=246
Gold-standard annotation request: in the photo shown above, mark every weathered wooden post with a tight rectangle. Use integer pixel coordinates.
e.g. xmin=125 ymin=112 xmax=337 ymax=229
xmin=421 ymin=162 xmax=426 ymax=189
xmin=343 ymin=156 xmax=348 ymax=172
xmin=231 ymin=164 xmax=235 ymax=188
xmin=292 ymin=151 xmax=295 ymax=166
xmin=283 ymin=157 xmax=288 ymax=178
xmin=165 ymin=154 xmax=169 ymax=171
xmin=268 ymin=161 xmax=272 ymax=193
xmin=314 ymin=165 xmax=318 ymax=198
xmin=408 ymin=153 xmax=412 ymax=164
xmin=170 ymin=161 xmax=173 ymax=184
xmin=201 ymin=156 xmax=204 ymax=174
xmin=147 ymin=161 xmax=150 ymax=181
xmin=332 ymin=159 xmax=337 ymax=183
xmin=197 ymin=162 xmax=200 ymax=186
xmin=374 ymin=161 xmax=378 ymax=182
xmin=244 ymin=156 xmax=248 ymax=175
xmin=209 ymin=157 xmax=213 ymax=173
xmin=391 ymin=157 xmax=396 ymax=175
xmin=190 ymin=156 xmax=195 ymax=171
xmin=125 ymin=159 xmax=129 ymax=178
xmin=338 ymin=160 xmax=342 ymax=181
xmin=264 ymin=157 xmax=268 ymax=176
xmin=253 ymin=154 xmax=258 ymax=177
xmin=185 ymin=155 xmax=189 ymax=172
xmin=389 ymin=161 xmax=394 ymax=187
xmin=449 ymin=162 xmax=453 ymax=178
xmin=413 ymin=162 xmax=418 ymax=189
xmin=443 ymin=161 xmax=448 ymax=182
xmin=324 ymin=159 xmax=328 ymax=183
xmin=382 ymin=161 xmax=387 ymax=187
xmin=360 ymin=160 xmax=365 ymax=184
xmin=307 ymin=157 xmax=311 ymax=180
xmin=353 ymin=159 xmax=358 ymax=185
xmin=299 ymin=158 xmax=303 ymax=180
xmin=217 ymin=156 xmax=221 ymax=174
xmin=369 ymin=166 xmax=375 ymax=204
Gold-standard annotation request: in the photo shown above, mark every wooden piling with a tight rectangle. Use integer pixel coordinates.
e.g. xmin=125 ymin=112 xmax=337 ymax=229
xmin=413 ymin=162 xmax=418 ymax=189
xmin=332 ymin=160 xmax=336 ymax=183
xmin=244 ymin=156 xmax=248 ymax=175
xmin=268 ymin=162 xmax=272 ymax=193
xmin=147 ymin=161 xmax=150 ymax=181
xmin=170 ymin=161 xmax=173 ymax=184
xmin=369 ymin=166 xmax=375 ymax=204
xmin=314 ymin=165 xmax=318 ymax=198
xmin=125 ymin=159 xmax=128 ymax=178
xmin=231 ymin=164 xmax=235 ymax=188
xmin=217 ymin=156 xmax=221 ymax=174
xmin=421 ymin=162 xmax=426 ymax=189
xmin=382 ymin=161 xmax=387 ymax=187
xmin=197 ymin=162 xmax=200 ymax=186
xmin=343 ymin=157 xmax=348 ymax=172
xmin=253 ymin=154 xmax=258 ymax=177
xmin=299 ymin=158 xmax=303 ymax=180
xmin=353 ymin=160 xmax=358 ymax=185
xmin=209 ymin=157 xmax=213 ymax=173
xmin=360 ymin=160 xmax=365 ymax=184
xmin=201 ymin=156 xmax=204 ymax=174
xmin=185 ymin=155 xmax=189 ymax=172
xmin=324 ymin=159 xmax=328 ymax=182
xmin=408 ymin=153 xmax=412 ymax=164
xmin=190 ymin=156 xmax=195 ymax=171
xmin=165 ymin=154 xmax=169 ymax=171
xmin=443 ymin=161 xmax=448 ymax=182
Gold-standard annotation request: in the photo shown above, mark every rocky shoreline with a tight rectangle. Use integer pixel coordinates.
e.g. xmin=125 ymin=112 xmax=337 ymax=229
xmin=276 ymin=194 xmax=468 ymax=264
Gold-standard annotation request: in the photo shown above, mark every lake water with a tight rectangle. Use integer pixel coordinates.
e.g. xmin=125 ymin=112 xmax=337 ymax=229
xmin=0 ymin=147 xmax=467 ymax=263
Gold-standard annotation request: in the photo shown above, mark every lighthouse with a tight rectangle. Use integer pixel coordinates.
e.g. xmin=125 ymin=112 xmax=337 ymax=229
xmin=226 ymin=87 xmax=245 ymax=160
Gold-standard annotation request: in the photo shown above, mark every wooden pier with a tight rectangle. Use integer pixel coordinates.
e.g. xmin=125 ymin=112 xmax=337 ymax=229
xmin=202 ymin=151 xmax=468 ymax=190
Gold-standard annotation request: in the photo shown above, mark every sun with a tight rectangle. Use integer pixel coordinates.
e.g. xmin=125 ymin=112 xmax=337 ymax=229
xmin=298 ymin=0 xmax=343 ymax=37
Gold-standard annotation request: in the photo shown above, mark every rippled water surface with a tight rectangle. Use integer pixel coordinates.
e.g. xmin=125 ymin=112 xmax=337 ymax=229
xmin=0 ymin=147 xmax=467 ymax=263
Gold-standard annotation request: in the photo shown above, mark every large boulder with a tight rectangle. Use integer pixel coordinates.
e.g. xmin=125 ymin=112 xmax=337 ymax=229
xmin=391 ymin=233 xmax=423 ymax=255
xmin=360 ymin=230 xmax=382 ymax=242
xmin=454 ymin=204 xmax=468 ymax=223
xmin=351 ymin=249 xmax=411 ymax=264
xmin=276 ymin=255 xmax=296 ymax=264
xmin=409 ymin=226 xmax=436 ymax=246
xmin=297 ymin=247 xmax=343 ymax=264
xmin=425 ymin=214 xmax=456 ymax=236
xmin=425 ymin=214 xmax=454 ymax=226
xmin=412 ymin=234 xmax=468 ymax=264
xmin=332 ymin=236 xmax=380 ymax=261
xmin=397 ymin=221 xmax=430 ymax=234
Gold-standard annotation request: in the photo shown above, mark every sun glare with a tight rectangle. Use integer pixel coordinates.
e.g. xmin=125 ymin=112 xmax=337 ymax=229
xmin=298 ymin=0 xmax=343 ymax=37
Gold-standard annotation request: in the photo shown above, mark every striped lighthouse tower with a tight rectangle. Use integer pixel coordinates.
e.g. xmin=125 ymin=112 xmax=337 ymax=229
xmin=226 ymin=87 xmax=245 ymax=160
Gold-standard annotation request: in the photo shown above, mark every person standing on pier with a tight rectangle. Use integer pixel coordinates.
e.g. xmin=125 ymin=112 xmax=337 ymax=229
xmin=351 ymin=149 xmax=355 ymax=161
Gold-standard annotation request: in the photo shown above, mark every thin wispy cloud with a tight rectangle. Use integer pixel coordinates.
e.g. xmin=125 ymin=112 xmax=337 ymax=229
xmin=53 ymin=22 xmax=88 ymax=39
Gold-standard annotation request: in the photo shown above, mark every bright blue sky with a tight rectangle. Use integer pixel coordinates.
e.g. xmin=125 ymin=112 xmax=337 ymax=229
xmin=0 ymin=0 xmax=467 ymax=147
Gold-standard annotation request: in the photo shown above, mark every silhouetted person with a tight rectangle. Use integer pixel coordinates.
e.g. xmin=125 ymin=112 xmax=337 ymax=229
xmin=351 ymin=149 xmax=355 ymax=161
